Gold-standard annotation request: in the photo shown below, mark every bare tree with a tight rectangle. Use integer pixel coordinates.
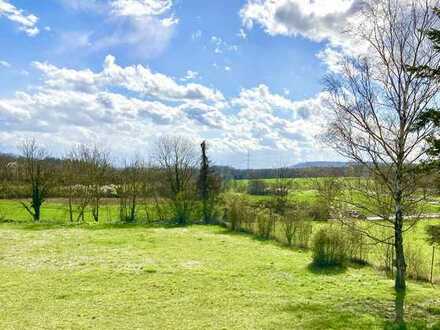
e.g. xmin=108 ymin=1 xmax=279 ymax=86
xmin=313 ymin=177 xmax=344 ymax=220
xmin=61 ymin=154 xmax=76 ymax=223
xmin=154 ymin=136 xmax=197 ymax=225
xmin=117 ymin=158 xmax=145 ymax=223
xmin=19 ymin=139 xmax=50 ymax=222
xmin=323 ymin=0 xmax=440 ymax=300
xmin=85 ymin=145 xmax=110 ymax=222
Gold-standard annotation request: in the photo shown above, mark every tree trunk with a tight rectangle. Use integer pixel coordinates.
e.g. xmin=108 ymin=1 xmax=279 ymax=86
xmin=394 ymin=201 xmax=406 ymax=292
xmin=394 ymin=291 xmax=406 ymax=325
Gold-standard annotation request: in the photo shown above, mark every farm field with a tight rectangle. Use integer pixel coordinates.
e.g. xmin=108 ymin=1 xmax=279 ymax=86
xmin=230 ymin=178 xmax=440 ymax=213
xmin=0 ymin=223 xmax=439 ymax=329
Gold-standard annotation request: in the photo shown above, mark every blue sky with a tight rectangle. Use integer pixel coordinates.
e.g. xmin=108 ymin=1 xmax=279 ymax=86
xmin=0 ymin=0 xmax=361 ymax=168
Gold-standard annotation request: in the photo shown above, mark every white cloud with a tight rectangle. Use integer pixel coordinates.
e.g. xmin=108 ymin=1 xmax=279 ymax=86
xmin=0 ymin=56 xmax=331 ymax=164
xmin=111 ymin=0 xmax=172 ymax=17
xmin=0 ymin=60 xmax=11 ymax=68
xmin=32 ymin=55 xmax=225 ymax=104
xmin=181 ymin=70 xmax=199 ymax=82
xmin=316 ymin=47 xmax=345 ymax=73
xmin=240 ymin=0 xmax=363 ymax=45
xmin=210 ymin=36 xmax=239 ymax=54
xmin=55 ymin=0 xmax=178 ymax=58
xmin=0 ymin=0 xmax=39 ymax=36
xmin=237 ymin=28 xmax=247 ymax=39
xmin=93 ymin=17 xmax=176 ymax=58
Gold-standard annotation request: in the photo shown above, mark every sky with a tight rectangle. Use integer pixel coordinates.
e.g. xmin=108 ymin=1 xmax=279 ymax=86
xmin=0 ymin=0 xmax=364 ymax=168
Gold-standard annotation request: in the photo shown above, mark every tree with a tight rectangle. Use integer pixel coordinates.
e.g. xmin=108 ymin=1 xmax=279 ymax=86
xmin=313 ymin=177 xmax=343 ymax=220
xmin=197 ymin=141 xmax=221 ymax=224
xmin=323 ymin=0 xmax=440 ymax=303
xmin=270 ymin=167 xmax=291 ymax=216
xmin=85 ymin=146 xmax=110 ymax=222
xmin=19 ymin=139 xmax=50 ymax=222
xmin=154 ymin=136 xmax=197 ymax=225
xmin=61 ymin=153 xmax=77 ymax=223
xmin=117 ymin=158 xmax=145 ymax=223
xmin=408 ymin=6 xmax=440 ymax=158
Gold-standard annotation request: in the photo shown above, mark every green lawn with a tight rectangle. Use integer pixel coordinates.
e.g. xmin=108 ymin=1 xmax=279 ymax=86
xmin=0 ymin=223 xmax=439 ymax=329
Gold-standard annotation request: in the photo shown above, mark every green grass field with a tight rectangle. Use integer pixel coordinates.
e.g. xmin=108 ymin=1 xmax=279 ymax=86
xmin=232 ymin=178 xmax=440 ymax=213
xmin=0 ymin=223 xmax=439 ymax=329
xmin=1 ymin=198 xmax=440 ymax=282
xmin=0 ymin=199 xmax=158 ymax=224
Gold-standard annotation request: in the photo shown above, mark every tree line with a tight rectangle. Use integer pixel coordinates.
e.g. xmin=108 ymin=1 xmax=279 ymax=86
xmin=0 ymin=136 xmax=221 ymax=226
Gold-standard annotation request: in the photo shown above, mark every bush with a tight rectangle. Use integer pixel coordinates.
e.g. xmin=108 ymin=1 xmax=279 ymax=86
xmin=256 ymin=209 xmax=276 ymax=239
xmin=223 ymin=194 xmax=252 ymax=232
xmin=281 ymin=212 xmax=296 ymax=246
xmin=247 ymin=180 xmax=268 ymax=196
xmin=345 ymin=224 xmax=369 ymax=265
xmin=296 ymin=220 xmax=313 ymax=249
xmin=305 ymin=201 xmax=331 ymax=221
xmin=405 ymin=241 xmax=430 ymax=281
xmin=312 ymin=227 xmax=347 ymax=267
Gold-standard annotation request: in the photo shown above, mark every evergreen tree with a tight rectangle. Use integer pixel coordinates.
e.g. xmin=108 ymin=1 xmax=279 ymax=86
xmin=409 ymin=7 xmax=440 ymax=158
xmin=197 ymin=141 xmax=220 ymax=224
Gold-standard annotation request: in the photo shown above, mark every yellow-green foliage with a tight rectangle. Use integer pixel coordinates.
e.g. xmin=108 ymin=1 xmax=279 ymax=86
xmin=312 ymin=227 xmax=348 ymax=267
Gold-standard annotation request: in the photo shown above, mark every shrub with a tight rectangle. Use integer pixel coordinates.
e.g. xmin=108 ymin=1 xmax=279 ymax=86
xmin=247 ymin=180 xmax=268 ymax=196
xmin=223 ymin=194 xmax=251 ymax=232
xmin=405 ymin=241 xmax=430 ymax=281
xmin=312 ymin=227 xmax=347 ymax=267
xmin=296 ymin=220 xmax=313 ymax=249
xmin=256 ymin=209 xmax=276 ymax=239
xmin=281 ymin=212 xmax=296 ymax=246
xmin=345 ymin=224 xmax=369 ymax=265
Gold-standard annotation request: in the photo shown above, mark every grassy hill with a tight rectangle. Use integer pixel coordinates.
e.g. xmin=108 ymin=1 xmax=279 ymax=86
xmin=0 ymin=224 xmax=439 ymax=329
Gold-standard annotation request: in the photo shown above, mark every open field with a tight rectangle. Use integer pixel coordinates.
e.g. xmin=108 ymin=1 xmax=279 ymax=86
xmin=0 ymin=223 xmax=439 ymax=329
xmin=2 ymin=194 xmax=440 ymax=283
xmin=231 ymin=178 xmax=440 ymax=213
xmin=0 ymin=199 xmax=157 ymax=224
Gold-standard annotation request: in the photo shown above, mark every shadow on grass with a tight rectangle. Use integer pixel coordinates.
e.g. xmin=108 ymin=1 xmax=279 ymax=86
xmin=307 ymin=263 xmax=347 ymax=275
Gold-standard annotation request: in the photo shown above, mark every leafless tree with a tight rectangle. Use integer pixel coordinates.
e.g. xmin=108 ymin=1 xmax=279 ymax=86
xmin=83 ymin=145 xmax=110 ymax=222
xmin=313 ymin=177 xmax=344 ymax=220
xmin=19 ymin=139 xmax=50 ymax=222
xmin=323 ymin=0 xmax=440 ymax=299
xmin=154 ymin=136 xmax=197 ymax=225
xmin=117 ymin=158 xmax=145 ymax=223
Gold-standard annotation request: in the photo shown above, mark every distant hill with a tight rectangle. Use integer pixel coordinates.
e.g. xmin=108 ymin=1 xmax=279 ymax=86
xmin=290 ymin=161 xmax=350 ymax=169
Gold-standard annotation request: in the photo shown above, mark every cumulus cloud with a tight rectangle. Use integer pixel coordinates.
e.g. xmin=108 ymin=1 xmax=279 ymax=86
xmin=0 ymin=56 xmax=329 ymax=164
xmin=0 ymin=0 xmax=39 ymax=36
xmin=240 ymin=0 xmax=370 ymax=74
xmin=240 ymin=0 xmax=363 ymax=45
xmin=32 ymin=55 xmax=225 ymax=103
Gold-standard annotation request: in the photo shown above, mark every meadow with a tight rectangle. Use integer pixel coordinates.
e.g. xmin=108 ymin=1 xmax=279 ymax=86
xmin=1 ymin=177 xmax=439 ymax=329
xmin=0 ymin=223 xmax=439 ymax=329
